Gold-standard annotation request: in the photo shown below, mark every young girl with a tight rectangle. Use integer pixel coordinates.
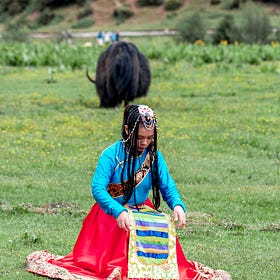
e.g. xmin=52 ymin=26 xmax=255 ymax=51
xmin=26 ymin=104 xmax=231 ymax=280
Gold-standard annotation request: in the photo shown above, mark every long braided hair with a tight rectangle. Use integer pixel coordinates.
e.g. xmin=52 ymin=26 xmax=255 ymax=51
xmin=121 ymin=104 xmax=161 ymax=210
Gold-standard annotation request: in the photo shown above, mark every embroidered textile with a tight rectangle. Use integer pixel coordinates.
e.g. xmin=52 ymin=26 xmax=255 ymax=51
xmin=25 ymin=250 xmax=121 ymax=280
xmin=128 ymin=205 xmax=179 ymax=279
xmin=25 ymin=201 xmax=232 ymax=280
xmin=108 ymin=152 xmax=153 ymax=198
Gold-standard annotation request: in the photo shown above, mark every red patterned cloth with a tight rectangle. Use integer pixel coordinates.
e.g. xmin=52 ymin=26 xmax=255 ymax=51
xmin=26 ymin=200 xmax=231 ymax=280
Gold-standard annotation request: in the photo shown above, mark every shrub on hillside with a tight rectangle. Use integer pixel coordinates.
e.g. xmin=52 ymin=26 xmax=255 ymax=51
xmin=213 ymin=14 xmax=241 ymax=44
xmin=175 ymin=12 xmax=206 ymax=43
xmin=240 ymin=3 xmax=272 ymax=44
xmin=71 ymin=18 xmax=94 ymax=29
xmin=113 ymin=5 xmax=134 ymax=24
xmin=76 ymin=0 xmax=89 ymax=5
xmin=36 ymin=8 xmax=54 ymax=25
xmin=164 ymin=0 xmax=184 ymax=11
xmin=2 ymin=22 xmax=30 ymax=42
xmin=78 ymin=1 xmax=94 ymax=19
xmin=0 ymin=0 xmax=31 ymax=16
xmin=137 ymin=0 xmax=163 ymax=6
xmin=210 ymin=0 xmax=221 ymax=5
xmin=222 ymin=0 xmax=242 ymax=9
xmin=36 ymin=0 xmax=82 ymax=10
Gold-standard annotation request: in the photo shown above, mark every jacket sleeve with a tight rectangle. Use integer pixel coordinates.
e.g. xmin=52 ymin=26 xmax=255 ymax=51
xmin=157 ymin=151 xmax=187 ymax=212
xmin=91 ymin=150 xmax=127 ymax=219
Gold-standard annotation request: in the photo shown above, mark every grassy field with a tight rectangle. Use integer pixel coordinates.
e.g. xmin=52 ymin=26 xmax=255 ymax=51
xmin=0 ymin=39 xmax=279 ymax=279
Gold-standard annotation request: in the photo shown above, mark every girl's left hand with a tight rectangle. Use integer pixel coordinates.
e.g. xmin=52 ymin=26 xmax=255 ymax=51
xmin=173 ymin=205 xmax=186 ymax=228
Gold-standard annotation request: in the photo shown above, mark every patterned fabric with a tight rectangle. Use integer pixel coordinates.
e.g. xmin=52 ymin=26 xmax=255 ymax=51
xmin=107 ymin=152 xmax=153 ymax=198
xmin=128 ymin=205 xmax=179 ymax=279
xmin=189 ymin=261 xmax=232 ymax=280
xmin=25 ymin=250 xmax=121 ymax=280
xmin=25 ymin=201 xmax=232 ymax=280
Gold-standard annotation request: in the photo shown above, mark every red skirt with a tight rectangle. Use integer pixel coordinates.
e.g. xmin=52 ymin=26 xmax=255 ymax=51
xmin=26 ymin=200 xmax=231 ymax=280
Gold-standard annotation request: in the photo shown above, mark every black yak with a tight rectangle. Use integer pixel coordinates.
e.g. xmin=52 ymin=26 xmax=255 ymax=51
xmin=86 ymin=41 xmax=151 ymax=108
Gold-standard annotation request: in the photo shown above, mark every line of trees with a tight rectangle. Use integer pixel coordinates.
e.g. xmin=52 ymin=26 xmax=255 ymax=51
xmin=176 ymin=3 xmax=279 ymax=44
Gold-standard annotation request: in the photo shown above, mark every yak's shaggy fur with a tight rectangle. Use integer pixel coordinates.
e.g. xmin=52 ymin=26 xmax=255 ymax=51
xmin=86 ymin=41 xmax=151 ymax=108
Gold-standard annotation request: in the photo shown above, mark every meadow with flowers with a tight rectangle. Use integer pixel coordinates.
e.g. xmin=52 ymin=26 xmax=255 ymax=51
xmin=0 ymin=37 xmax=279 ymax=279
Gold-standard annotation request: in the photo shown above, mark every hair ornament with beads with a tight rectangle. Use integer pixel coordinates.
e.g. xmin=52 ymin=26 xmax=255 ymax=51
xmin=138 ymin=105 xmax=157 ymax=131
xmin=122 ymin=105 xmax=157 ymax=144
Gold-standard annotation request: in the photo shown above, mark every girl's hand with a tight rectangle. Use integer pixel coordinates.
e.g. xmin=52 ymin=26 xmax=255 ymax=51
xmin=174 ymin=205 xmax=186 ymax=228
xmin=116 ymin=211 xmax=131 ymax=231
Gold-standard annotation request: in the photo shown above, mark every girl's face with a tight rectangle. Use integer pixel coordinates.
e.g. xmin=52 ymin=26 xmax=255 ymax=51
xmin=125 ymin=124 xmax=154 ymax=153
xmin=136 ymin=124 xmax=154 ymax=153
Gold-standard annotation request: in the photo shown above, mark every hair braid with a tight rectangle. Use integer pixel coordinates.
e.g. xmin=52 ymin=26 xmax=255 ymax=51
xmin=121 ymin=104 xmax=161 ymax=210
xmin=150 ymin=126 xmax=160 ymax=210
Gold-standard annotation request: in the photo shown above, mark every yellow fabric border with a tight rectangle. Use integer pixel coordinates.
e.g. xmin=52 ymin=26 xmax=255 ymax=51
xmin=127 ymin=205 xmax=179 ymax=280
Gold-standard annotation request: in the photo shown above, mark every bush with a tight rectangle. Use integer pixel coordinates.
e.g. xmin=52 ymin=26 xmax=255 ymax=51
xmin=210 ymin=0 xmax=221 ymax=4
xmin=78 ymin=1 xmax=94 ymax=19
xmin=0 ymin=0 xmax=31 ymax=16
xmin=213 ymin=14 xmax=241 ymax=44
xmin=164 ymin=0 xmax=184 ymax=11
xmin=76 ymin=0 xmax=88 ymax=6
xmin=71 ymin=18 xmax=94 ymax=29
xmin=2 ymin=22 xmax=30 ymax=42
xmin=137 ymin=0 xmax=163 ymax=6
xmin=36 ymin=0 xmax=79 ymax=10
xmin=275 ymin=31 xmax=280 ymax=42
xmin=51 ymin=14 xmax=65 ymax=25
xmin=175 ymin=12 xmax=206 ymax=43
xmin=7 ymin=2 xmax=22 ymax=16
xmin=240 ymin=3 xmax=272 ymax=44
xmin=222 ymin=0 xmax=242 ymax=10
xmin=37 ymin=8 xmax=55 ymax=25
xmin=113 ymin=5 xmax=134 ymax=24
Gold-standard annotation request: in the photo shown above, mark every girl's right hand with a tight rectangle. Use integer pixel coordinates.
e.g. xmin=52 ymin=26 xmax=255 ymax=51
xmin=116 ymin=211 xmax=131 ymax=231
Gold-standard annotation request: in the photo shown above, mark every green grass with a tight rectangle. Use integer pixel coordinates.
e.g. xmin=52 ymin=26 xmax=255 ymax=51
xmin=0 ymin=42 xmax=279 ymax=279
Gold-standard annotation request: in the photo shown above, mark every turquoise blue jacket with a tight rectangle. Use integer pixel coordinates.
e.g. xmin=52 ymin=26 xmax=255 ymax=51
xmin=91 ymin=140 xmax=186 ymax=219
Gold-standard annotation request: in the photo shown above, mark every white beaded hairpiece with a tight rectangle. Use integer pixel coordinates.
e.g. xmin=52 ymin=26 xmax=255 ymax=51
xmin=122 ymin=105 xmax=157 ymax=143
xmin=138 ymin=105 xmax=157 ymax=130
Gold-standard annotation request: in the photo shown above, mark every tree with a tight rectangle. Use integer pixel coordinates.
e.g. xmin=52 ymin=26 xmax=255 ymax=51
xmin=213 ymin=14 xmax=241 ymax=44
xmin=240 ymin=3 xmax=272 ymax=44
xmin=175 ymin=12 xmax=206 ymax=43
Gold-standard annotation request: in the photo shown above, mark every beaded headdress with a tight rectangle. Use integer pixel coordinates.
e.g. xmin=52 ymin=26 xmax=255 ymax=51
xmin=123 ymin=105 xmax=157 ymax=143
xmin=138 ymin=105 xmax=157 ymax=130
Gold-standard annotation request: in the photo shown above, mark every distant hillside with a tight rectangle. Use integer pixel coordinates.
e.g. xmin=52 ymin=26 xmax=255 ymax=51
xmin=0 ymin=0 xmax=279 ymax=33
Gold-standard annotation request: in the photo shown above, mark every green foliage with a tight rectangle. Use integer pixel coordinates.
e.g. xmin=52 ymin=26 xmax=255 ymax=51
xmin=0 ymin=42 xmax=102 ymax=68
xmin=113 ymin=5 xmax=134 ymax=24
xmin=71 ymin=18 xmax=95 ymax=29
xmin=213 ymin=14 xmax=241 ymax=44
xmin=0 ymin=0 xmax=31 ymax=16
xmin=137 ymin=0 xmax=164 ymax=6
xmin=210 ymin=0 xmax=221 ymax=4
xmin=222 ymin=0 xmax=242 ymax=10
xmin=36 ymin=8 xmax=55 ymax=26
xmin=77 ymin=1 xmax=94 ymax=19
xmin=253 ymin=0 xmax=279 ymax=3
xmin=175 ymin=12 xmax=206 ymax=43
xmin=0 ymin=41 xmax=279 ymax=69
xmin=76 ymin=0 xmax=88 ymax=5
xmin=51 ymin=14 xmax=65 ymax=25
xmin=36 ymin=0 xmax=82 ymax=10
xmin=164 ymin=0 xmax=184 ymax=11
xmin=1 ymin=22 xmax=30 ymax=43
xmin=239 ymin=3 xmax=272 ymax=44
